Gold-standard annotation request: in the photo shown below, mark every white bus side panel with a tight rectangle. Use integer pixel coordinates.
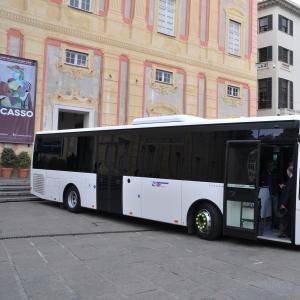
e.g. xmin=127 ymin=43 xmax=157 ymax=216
xmin=123 ymin=176 xmax=142 ymax=217
xmin=123 ymin=176 xmax=223 ymax=226
xmin=31 ymin=169 xmax=97 ymax=209
xmin=181 ymin=182 xmax=224 ymax=226
xmin=123 ymin=176 xmax=182 ymax=224
xmin=141 ymin=178 xmax=182 ymax=224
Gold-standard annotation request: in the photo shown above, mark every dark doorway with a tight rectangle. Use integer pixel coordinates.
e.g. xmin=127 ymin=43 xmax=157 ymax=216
xmin=58 ymin=111 xmax=85 ymax=130
xmin=259 ymin=144 xmax=295 ymax=242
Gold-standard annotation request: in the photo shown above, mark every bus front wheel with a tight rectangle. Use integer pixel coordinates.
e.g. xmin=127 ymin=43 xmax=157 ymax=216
xmin=194 ymin=203 xmax=222 ymax=240
xmin=64 ymin=186 xmax=82 ymax=213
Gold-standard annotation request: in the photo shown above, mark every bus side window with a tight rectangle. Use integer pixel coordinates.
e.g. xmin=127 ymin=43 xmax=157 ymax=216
xmin=33 ymin=136 xmax=63 ymax=170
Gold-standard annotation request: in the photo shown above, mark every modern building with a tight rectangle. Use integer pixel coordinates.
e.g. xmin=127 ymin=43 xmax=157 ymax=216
xmin=257 ymin=0 xmax=300 ymax=116
xmin=0 ymin=0 xmax=257 ymax=153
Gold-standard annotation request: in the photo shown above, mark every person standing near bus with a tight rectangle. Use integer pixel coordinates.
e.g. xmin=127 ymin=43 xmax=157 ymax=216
xmin=278 ymin=165 xmax=294 ymax=238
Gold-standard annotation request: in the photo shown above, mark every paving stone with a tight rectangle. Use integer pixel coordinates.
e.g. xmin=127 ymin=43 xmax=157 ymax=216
xmin=1 ymin=201 xmax=300 ymax=300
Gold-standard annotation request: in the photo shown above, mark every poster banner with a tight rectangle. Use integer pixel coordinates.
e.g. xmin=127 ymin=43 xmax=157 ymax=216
xmin=0 ymin=54 xmax=37 ymax=144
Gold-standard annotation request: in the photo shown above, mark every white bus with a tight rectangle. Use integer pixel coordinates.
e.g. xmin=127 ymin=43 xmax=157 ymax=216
xmin=31 ymin=115 xmax=300 ymax=245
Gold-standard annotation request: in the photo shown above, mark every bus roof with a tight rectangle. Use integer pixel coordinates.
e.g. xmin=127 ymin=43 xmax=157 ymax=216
xmin=36 ymin=115 xmax=300 ymax=135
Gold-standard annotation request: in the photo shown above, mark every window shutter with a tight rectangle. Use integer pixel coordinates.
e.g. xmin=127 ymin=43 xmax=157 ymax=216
xmin=278 ymin=15 xmax=282 ymax=30
xmin=278 ymin=78 xmax=283 ymax=108
xmin=278 ymin=46 xmax=282 ymax=61
xmin=268 ymin=15 xmax=273 ymax=30
xmin=289 ymin=20 xmax=293 ymax=35
xmin=267 ymin=78 xmax=272 ymax=108
xmin=290 ymin=81 xmax=293 ymax=109
xmin=267 ymin=46 xmax=272 ymax=61
xmin=290 ymin=51 xmax=293 ymax=65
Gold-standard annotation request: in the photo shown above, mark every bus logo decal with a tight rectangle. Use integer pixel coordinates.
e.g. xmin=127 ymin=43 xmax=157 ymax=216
xmin=152 ymin=181 xmax=169 ymax=187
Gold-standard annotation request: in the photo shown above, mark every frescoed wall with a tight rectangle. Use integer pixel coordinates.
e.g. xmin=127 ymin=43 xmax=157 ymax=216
xmin=42 ymin=39 xmax=102 ymax=131
xmin=143 ymin=62 xmax=185 ymax=117
xmin=0 ymin=0 xmax=257 ymax=152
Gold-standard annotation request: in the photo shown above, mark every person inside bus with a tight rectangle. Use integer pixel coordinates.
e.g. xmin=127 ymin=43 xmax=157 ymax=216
xmin=278 ymin=164 xmax=294 ymax=238
xmin=260 ymin=161 xmax=279 ymax=229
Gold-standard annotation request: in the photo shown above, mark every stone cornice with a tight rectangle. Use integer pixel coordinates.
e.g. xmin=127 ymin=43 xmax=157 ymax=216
xmin=0 ymin=9 xmax=257 ymax=82
xmin=258 ymin=0 xmax=300 ymax=16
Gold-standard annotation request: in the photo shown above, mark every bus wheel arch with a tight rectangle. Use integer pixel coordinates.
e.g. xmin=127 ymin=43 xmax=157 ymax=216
xmin=187 ymin=199 xmax=222 ymax=240
xmin=63 ymin=184 xmax=82 ymax=213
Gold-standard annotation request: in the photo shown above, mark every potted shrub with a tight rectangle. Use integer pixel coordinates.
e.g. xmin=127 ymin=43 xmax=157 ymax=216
xmin=17 ymin=151 xmax=31 ymax=178
xmin=1 ymin=148 xmax=17 ymax=178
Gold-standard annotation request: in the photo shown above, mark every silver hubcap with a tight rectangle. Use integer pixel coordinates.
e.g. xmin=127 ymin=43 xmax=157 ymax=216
xmin=195 ymin=209 xmax=212 ymax=233
xmin=68 ymin=191 xmax=78 ymax=209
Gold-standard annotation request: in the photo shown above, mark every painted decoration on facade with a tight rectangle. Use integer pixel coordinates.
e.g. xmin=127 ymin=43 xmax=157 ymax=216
xmin=118 ymin=56 xmax=129 ymax=125
xmin=0 ymin=54 xmax=37 ymax=144
xmin=198 ymin=74 xmax=206 ymax=117
xmin=143 ymin=62 xmax=185 ymax=117
xmin=217 ymin=79 xmax=249 ymax=118
xmin=218 ymin=0 xmax=252 ymax=56
xmin=42 ymin=39 xmax=102 ymax=130
xmin=199 ymin=0 xmax=209 ymax=46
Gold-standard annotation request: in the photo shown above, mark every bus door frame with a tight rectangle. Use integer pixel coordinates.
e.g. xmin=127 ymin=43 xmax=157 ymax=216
xmin=223 ymin=140 xmax=261 ymax=240
xmin=290 ymin=142 xmax=298 ymax=245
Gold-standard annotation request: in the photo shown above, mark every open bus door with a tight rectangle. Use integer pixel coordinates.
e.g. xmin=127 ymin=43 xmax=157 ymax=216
xmin=223 ymin=141 xmax=261 ymax=239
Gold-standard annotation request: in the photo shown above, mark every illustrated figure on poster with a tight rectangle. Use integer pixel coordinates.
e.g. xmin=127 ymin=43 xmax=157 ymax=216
xmin=0 ymin=65 xmax=32 ymax=110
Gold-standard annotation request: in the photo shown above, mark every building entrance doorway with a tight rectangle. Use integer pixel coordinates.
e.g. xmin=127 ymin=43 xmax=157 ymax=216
xmin=58 ymin=110 xmax=88 ymax=130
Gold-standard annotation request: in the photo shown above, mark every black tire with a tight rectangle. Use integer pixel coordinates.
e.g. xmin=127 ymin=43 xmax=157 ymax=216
xmin=64 ymin=185 xmax=82 ymax=213
xmin=194 ymin=203 xmax=222 ymax=240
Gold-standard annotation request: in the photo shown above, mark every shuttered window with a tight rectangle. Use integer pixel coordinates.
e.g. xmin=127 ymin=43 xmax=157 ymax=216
xmin=279 ymin=15 xmax=293 ymax=36
xmin=259 ymin=15 xmax=273 ymax=32
xmin=278 ymin=46 xmax=293 ymax=65
xmin=258 ymin=46 xmax=272 ymax=62
xmin=228 ymin=20 xmax=241 ymax=56
xmin=290 ymin=81 xmax=293 ymax=109
xmin=158 ymin=0 xmax=176 ymax=36
xmin=258 ymin=78 xmax=272 ymax=109
xmin=278 ymin=78 xmax=288 ymax=108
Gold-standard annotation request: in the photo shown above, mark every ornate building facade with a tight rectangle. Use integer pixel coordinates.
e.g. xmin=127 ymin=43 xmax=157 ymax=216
xmin=0 ymin=0 xmax=257 ymax=150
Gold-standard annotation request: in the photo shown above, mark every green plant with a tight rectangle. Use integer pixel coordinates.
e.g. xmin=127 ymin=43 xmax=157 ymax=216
xmin=1 ymin=148 xmax=17 ymax=168
xmin=17 ymin=151 xmax=31 ymax=169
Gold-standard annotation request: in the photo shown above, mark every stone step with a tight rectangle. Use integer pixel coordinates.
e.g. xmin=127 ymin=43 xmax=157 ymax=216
xmin=0 ymin=190 xmax=33 ymax=197
xmin=0 ymin=195 xmax=40 ymax=203
xmin=0 ymin=185 xmax=30 ymax=192
xmin=0 ymin=178 xmax=30 ymax=186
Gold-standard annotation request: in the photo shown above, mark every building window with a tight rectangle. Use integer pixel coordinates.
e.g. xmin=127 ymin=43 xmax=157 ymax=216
xmin=228 ymin=20 xmax=241 ymax=56
xmin=69 ymin=0 xmax=91 ymax=11
xmin=227 ymin=85 xmax=240 ymax=98
xmin=65 ymin=50 xmax=88 ymax=68
xmin=258 ymin=78 xmax=272 ymax=109
xmin=258 ymin=46 xmax=272 ymax=63
xmin=279 ymin=78 xmax=293 ymax=109
xmin=155 ymin=69 xmax=173 ymax=84
xmin=158 ymin=0 xmax=176 ymax=36
xmin=259 ymin=15 xmax=273 ymax=33
xmin=278 ymin=46 xmax=293 ymax=65
xmin=279 ymin=15 xmax=293 ymax=35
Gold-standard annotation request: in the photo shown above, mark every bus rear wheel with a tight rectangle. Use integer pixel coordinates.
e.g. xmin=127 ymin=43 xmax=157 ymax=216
xmin=65 ymin=186 xmax=81 ymax=213
xmin=194 ymin=203 xmax=222 ymax=240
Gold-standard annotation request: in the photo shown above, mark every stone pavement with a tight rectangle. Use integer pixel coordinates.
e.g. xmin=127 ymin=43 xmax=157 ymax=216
xmin=1 ymin=200 xmax=300 ymax=300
